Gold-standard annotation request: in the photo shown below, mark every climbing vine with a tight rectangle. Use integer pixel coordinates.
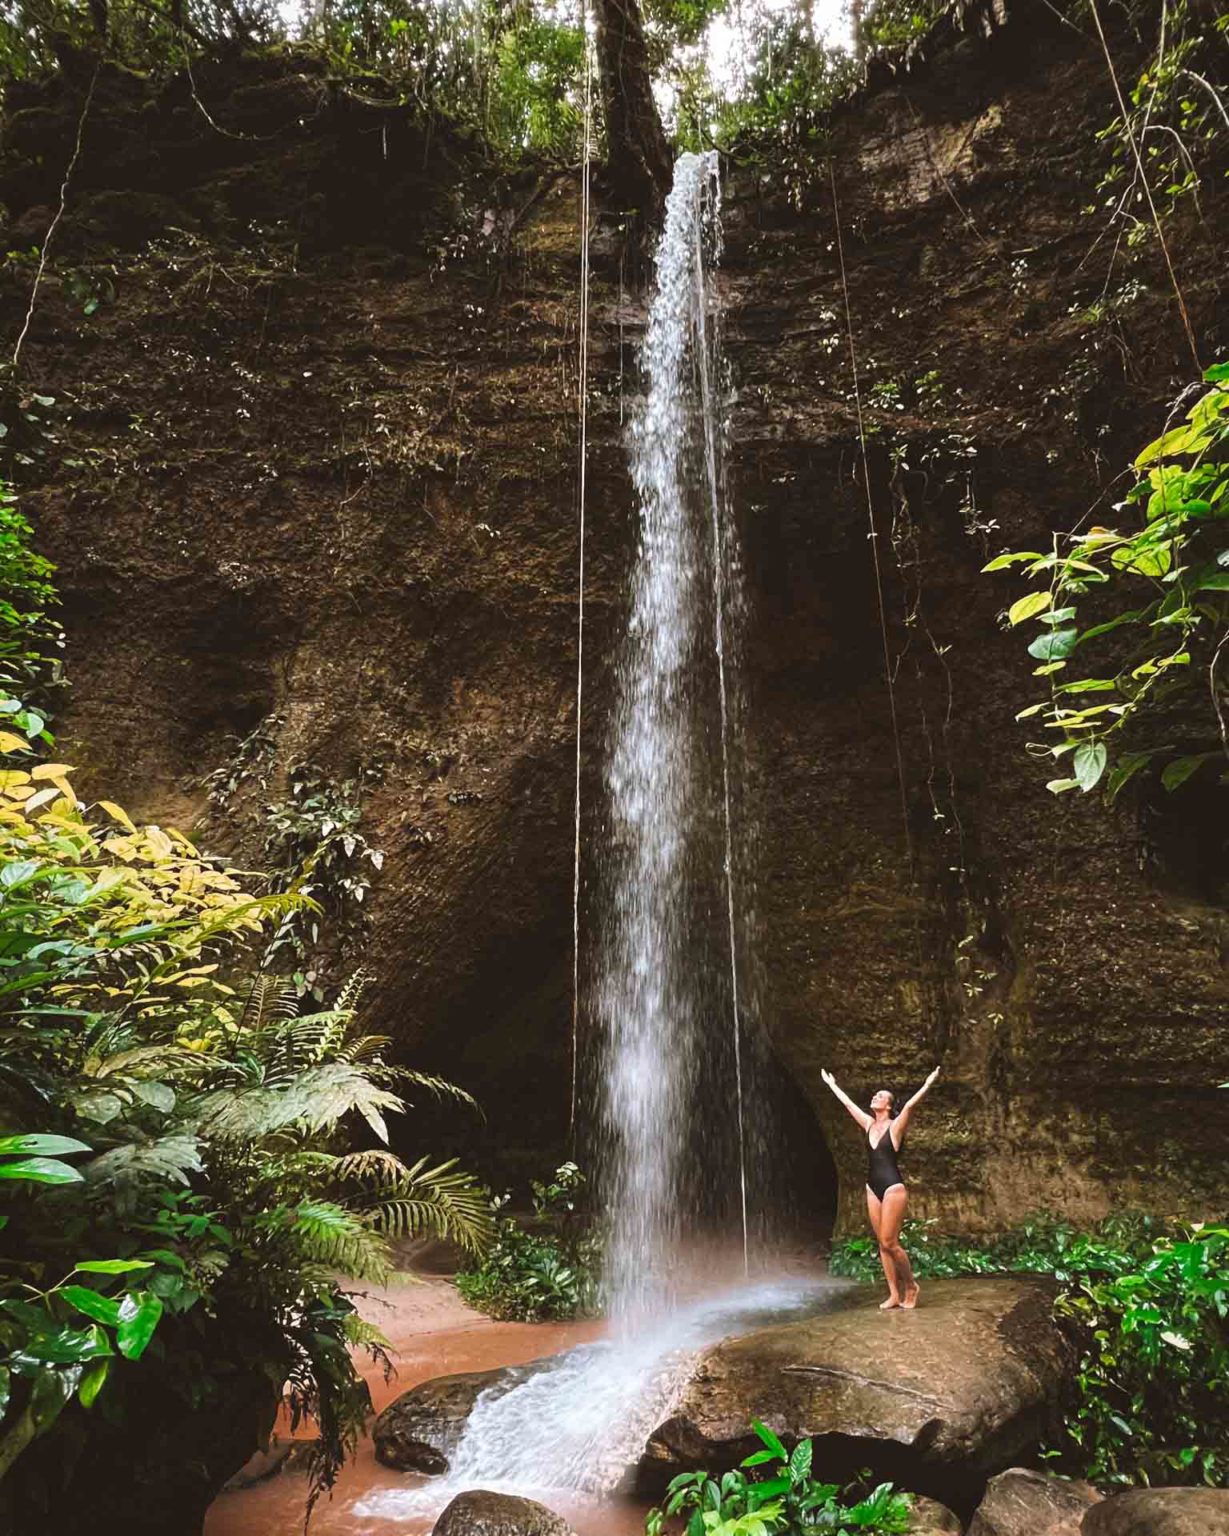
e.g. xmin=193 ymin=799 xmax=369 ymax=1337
xmin=987 ymin=363 xmax=1229 ymax=797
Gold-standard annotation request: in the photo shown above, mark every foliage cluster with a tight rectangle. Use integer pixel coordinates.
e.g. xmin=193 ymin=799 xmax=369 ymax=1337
xmin=988 ymin=364 xmax=1229 ymax=798
xmin=831 ymin=1214 xmax=1229 ymax=1489
xmin=1091 ymin=0 xmax=1229 ymax=246
xmin=0 ymin=480 xmax=61 ymax=761
xmin=260 ymin=761 xmax=386 ymax=998
xmin=0 ymin=478 xmax=491 ymax=1513
xmin=645 ymin=1418 xmax=912 ymax=1536
xmin=455 ymin=1161 xmax=600 ymax=1322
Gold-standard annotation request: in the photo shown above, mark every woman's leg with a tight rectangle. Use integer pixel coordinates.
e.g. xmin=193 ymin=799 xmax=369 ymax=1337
xmin=878 ymin=1185 xmax=918 ymax=1306
xmin=865 ymin=1186 xmax=900 ymax=1307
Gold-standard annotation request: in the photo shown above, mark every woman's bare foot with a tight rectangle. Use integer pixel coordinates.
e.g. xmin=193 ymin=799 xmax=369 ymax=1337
xmin=901 ymin=1283 xmax=920 ymax=1309
xmin=880 ymin=1295 xmax=901 ymax=1310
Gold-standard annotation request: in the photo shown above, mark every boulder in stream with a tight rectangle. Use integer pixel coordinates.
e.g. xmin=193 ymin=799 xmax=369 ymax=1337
xmin=644 ymin=1276 xmax=1072 ymax=1508
xmin=432 ymin=1490 xmax=578 ymax=1536
xmin=1082 ymin=1490 xmax=1229 ymax=1536
xmin=374 ymin=1362 xmax=543 ymax=1473
xmin=968 ymin=1468 xmax=1102 ymax=1536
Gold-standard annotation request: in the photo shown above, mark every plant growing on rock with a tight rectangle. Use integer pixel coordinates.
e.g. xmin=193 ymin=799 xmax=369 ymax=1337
xmin=986 ymin=363 xmax=1229 ymax=797
xmin=645 ymin=1419 xmax=912 ymax=1536
xmin=0 ymin=478 xmax=61 ymax=756
xmin=261 ymin=761 xmax=386 ymax=998
xmin=1053 ymin=1223 xmax=1229 ymax=1489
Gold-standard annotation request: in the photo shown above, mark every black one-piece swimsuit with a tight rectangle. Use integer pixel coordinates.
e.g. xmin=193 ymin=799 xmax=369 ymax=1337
xmin=866 ymin=1125 xmax=904 ymax=1200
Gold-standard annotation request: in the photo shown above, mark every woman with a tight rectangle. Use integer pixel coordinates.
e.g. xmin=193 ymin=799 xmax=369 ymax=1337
xmin=820 ymin=1065 xmax=941 ymax=1310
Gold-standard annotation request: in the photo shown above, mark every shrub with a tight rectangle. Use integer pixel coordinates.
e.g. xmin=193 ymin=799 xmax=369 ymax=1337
xmin=0 ymin=769 xmax=492 ymax=1516
xmin=455 ymin=1162 xmax=599 ymax=1322
xmin=645 ymin=1419 xmax=912 ymax=1536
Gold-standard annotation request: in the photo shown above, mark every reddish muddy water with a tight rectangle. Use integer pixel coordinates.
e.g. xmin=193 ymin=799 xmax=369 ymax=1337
xmin=204 ymin=1278 xmax=648 ymax=1536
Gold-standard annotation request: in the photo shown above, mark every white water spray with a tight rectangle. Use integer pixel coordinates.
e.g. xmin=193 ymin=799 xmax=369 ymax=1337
xmin=595 ymin=148 xmax=752 ymax=1323
xmin=350 ymin=155 xmax=806 ymax=1523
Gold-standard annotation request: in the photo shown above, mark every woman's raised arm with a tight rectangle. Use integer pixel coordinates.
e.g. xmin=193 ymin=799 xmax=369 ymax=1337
xmin=891 ymin=1066 xmax=941 ymax=1144
xmin=821 ymin=1068 xmax=873 ymax=1132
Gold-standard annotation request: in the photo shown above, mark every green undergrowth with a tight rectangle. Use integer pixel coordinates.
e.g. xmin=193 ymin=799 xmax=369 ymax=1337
xmin=0 ymin=475 xmax=492 ymax=1518
xmin=454 ymin=1161 xmax=600 ymax=1322
xmin=646 ymin=1419 xmax=913 ymax=1536
xmin=832 ymin=1213 xmax=1229 ymax=1489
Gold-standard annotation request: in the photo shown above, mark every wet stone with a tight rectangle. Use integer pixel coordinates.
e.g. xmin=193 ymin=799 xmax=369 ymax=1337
xmin=373 ymin=1362 xmax=547 ymax=1474
xmin=1082 ymin=1491 xmax=1229 ymax=1536
xmin=432 ymin=1490 xmax=578 ymax=1536
xmin=644 ymin=1276 xmax=1072 ymax=1508
xmin=968 ymin=1468 xmax=1102 ymax=1536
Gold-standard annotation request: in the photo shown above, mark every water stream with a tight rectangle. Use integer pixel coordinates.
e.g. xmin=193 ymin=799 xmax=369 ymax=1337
xmin=595 ymin=147 xmax=754 ymax=1324
xmin=353 ymin=152 xmax=807 ymax=1521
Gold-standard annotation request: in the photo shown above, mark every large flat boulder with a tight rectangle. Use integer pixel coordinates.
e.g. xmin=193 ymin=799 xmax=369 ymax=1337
xmin=968 ymin=1468 xmax=1102 ymax=1536
xmin=644 ymin=1277 xmax=1071 ymax=1508
xmin=374 ymin=1362 xmax=544 ymax=1473
xmin=432 ymin=1490 xmax=577 ymax=1536
xmin=1082 ymin=1491 xmax=1229 ymax=1536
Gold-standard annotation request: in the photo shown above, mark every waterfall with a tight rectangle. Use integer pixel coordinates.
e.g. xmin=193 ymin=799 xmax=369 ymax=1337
xmin=595 ymin=148 xmax=753 ymax=1323
xmin=350 ymin=154 xmax=816 ymax=1520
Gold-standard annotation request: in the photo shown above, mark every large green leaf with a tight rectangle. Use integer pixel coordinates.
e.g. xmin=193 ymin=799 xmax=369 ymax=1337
xmin=1074 ymin=741 xmax=1108 ymax=793
xmin=62 ymin=1285 xmax=123 ymax=1327
xmin=1008 ymin=590 xmax=1052 ymax=626
xmin=0 ymin=1133 xmax=91 ymax=1157
xmin=116 ymin=1291 xmax=163 ymax=1360
xmin=1028 ymin=627 xmax=1079 ymax=662
xmin=74 ymin=1259 xmax=155 ymax=1276
xmin=0 ymin=1155 xmax=84 ymax=1184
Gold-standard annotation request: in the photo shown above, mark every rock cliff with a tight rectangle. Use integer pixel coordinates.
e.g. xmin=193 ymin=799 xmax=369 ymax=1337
xmin=2 ymin=0 xmax=1225 ymax=1230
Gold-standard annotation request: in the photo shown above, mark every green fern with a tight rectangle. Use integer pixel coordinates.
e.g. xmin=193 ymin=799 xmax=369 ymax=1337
xmin=287 ymin=1200 xmax=391 ymax=1282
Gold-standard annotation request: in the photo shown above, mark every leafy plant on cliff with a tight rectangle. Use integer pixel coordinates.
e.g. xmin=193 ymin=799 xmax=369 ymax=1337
xmin=261 ymin=762 xmax=386 ymax=998
xmin=1053 ymin=1224 xmax=1228 ymax=1489
xmin=455 ymin=1161 xmax=600 ymax=1322
xmin=985 ymin=363 xmax=1229 ymax=798
xmin=645 ymin=1419 xmax=913 ymax=1536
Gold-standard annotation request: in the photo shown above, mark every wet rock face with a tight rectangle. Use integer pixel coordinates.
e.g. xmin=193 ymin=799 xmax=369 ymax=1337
xmin=1082 ymin=1491 xmax=1229 ymax=1536
xmin=643 ymin=1277 xmax=1071 ymax=1509
xmin=967 ymin=1467 xmax=1102 ymax=1536
xmin=373 ymin=1362 xmax=542 ymax=1473
xmin=433 ymin=1490 xmax=577 ymax=1536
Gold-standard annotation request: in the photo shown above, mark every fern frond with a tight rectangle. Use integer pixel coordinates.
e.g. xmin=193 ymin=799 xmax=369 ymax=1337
xmin=333 ymin=970 xmax=369 ymax=1015
xmin=333 ymin=1148 xmax=408 ymax=1187
xmin=393 ymin=1069 xmax=478 ymax=1110
xmin=341 ymin=1313 xmax=390 ymax=1351
xmin=290 ymin=1200 xmax=391 ymax=1282
xmin=364 ymin=1155 xmax=494 ymax=1255
xmin=190 ymin=1063 xmax=404 ymax=1143
xmin=238 ymin=975 xmax=299 ymax=1032
xmin=84 ymin=1133 xmax=203 ymax=1186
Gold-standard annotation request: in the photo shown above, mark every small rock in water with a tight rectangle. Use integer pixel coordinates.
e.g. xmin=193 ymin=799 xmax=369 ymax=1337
xmin=968 ymin=1468 xmax=1101 ymax=1536
xmin=432 ymin=1490 xmax=578 ymax=1536
xmin=374 ymin=1364 xmax=540 ymax=1473
xmin=1082 ymin=1490 xmax=1229 ymax=1536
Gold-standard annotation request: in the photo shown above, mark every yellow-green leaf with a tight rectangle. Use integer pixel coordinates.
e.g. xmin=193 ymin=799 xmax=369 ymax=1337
xmin=1008 ymin=590 xmax=1053 ymax=627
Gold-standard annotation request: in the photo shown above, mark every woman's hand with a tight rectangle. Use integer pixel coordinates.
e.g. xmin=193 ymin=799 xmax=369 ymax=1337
xmin=924 ymin=1066 xmax=941 ymax=1090
xmin=821 ymin=1068 xmax=837 ymax=1091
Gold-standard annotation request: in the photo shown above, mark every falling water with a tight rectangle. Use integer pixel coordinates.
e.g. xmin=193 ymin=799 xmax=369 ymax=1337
xmin=596 ymin=147 xmax=753 ymax=1323
xmin=352 ymin=154 xmax=799 ymax=1519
